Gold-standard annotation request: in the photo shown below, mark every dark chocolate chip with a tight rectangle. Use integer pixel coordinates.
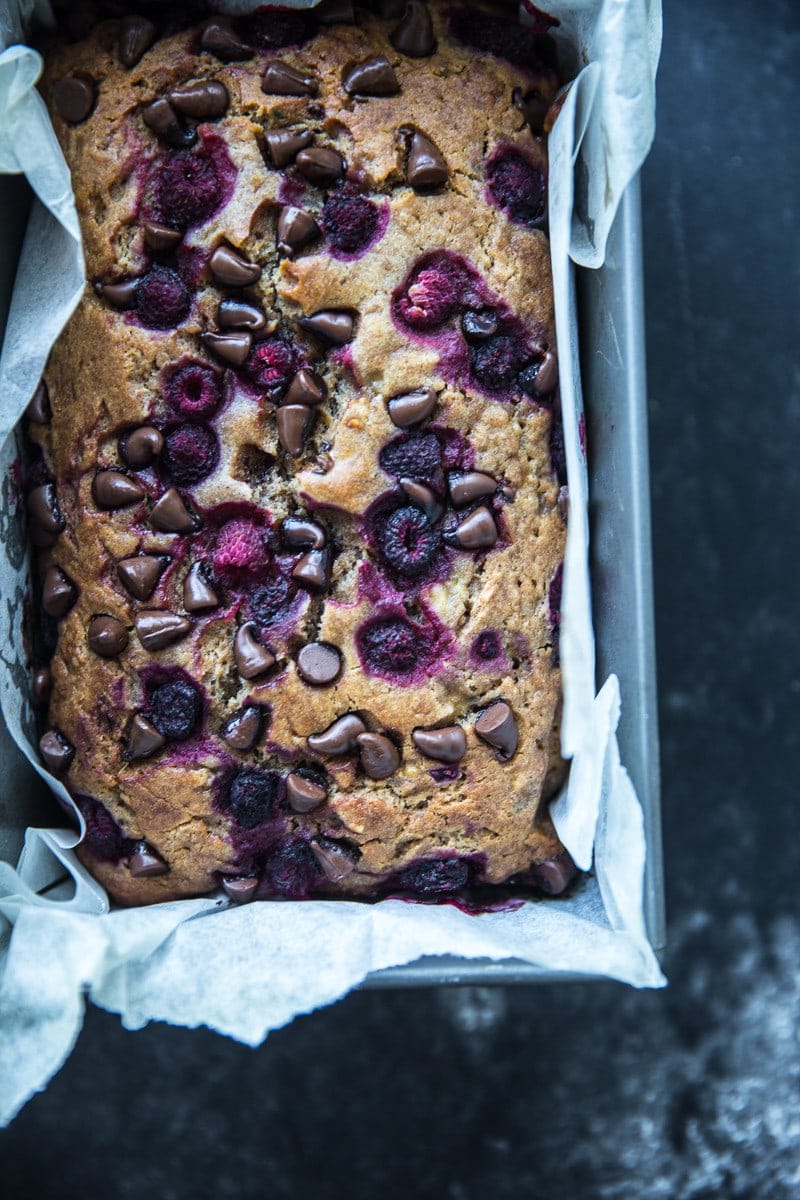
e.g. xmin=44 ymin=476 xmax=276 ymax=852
xmin=277 ymin=206 xmax=320 ymax=256
xmin=386 ymin=386 xmax=436 ymax=427
xmin=117 ymin=555 xmax=165 ymax=601
xmin=262 ymin=61 xmax=318 ymax=97
xmin=298 ymin=310 xmax=354 ymax=345
xmin=264 ymin=128 xmax=313 ymax=169
xmin=121 ymin=425 xmax=163 ymax=468
xmin=128 ymin=842 xmax=169 ymax=877
xmin=412 ymin=725 xmax=466 ymax=763
xmin=169 ymin=80 xmax=229 ymax=120
xmin=281 ymin=516 xmax=326 ymax=548
xmin=461 ymin=308 xmax=498 ymax=343
xmin=183 ymin=562 xmax=219 ymax=612
xmin=474 ymin=700 xmax=518 ymax=761
xmin=291 ymin=548 xmax=330 ymax=590
xmin=316 ymin=0 xmax=356 ymax=24
xmin=53 ymin=76 xmax=96 ymax=124
xmin=125 ymin=714 xmax=167 ymax=761
xmin=513 ymin=86 xmax=551 ymax=135
xmin=446 ymin=506 xmax=498 ymax=550
xmin=42 ymin=565 xmax=77 ymax=618
xmin=26 ymin=382 xmax=50 ymax=425
xmin=95 ymin=277 xmax=139 ymax=309
xmin=142 ymin=98 xmax=196 ymax=148
xmin=296 ymin=641 xmax=342 ymax=686
xmin=307 ymin=712 xmax=365 ymax=754
xmin=220 ymin=704 xmax=263 ymax=751
xmin=119 ymin=15 xmax=157 ymax=67
xmin=406 ymin=130 xmax=448 ymax=189
xmin=399 ymin=477 xmax=443 ymax=523
xmin=390 ymin=1 xmax=435 ymax=57
xmin=286 ymin=773 xmax=327 ymax=812
xmin=234 ymin=622 xmax=276 ymax=679
xmin=294 ymin=146 xmax=345 ymax=185
xmin=310 ymin=838 xmax=356 ymax=882
xmin=276 ymin=404 xmax=313 ymax=457
xmin=200 ymin=18 xmax=252 ymax=62
xmin=136 ymin=610 xmax=192 ymax=651
xmin=220 ymin=875 xmax=260 ymax=903
xmin=519 ymin=349 xmax=558 ymax=397
xmin=150 ymin=488 xmax=197 ymax=534
xmin=343 ymin=56 xmax=399 ymax=97
xmin=530 ymin=851 xmax=579 ymax=895
xmin=27 ymin=483 xmax=64 ymax=536
xmin=39 ymin=729 xmax=74 ymax=774
xmin=209 ymin=245 xmax=262 ymax=288
xmin=357 ymin=731 xmax=400 ymax=779
xmin=285 ymin=368 xmax=327 ymax=406
xmin=201 ymin=330 xmax=253 ymax=367
xmin=143 ymin=222 xmax=183 ymax=254
xmin=448 ymin=470 xmax=497 ymax=506
xmin=218 ymin=299 xmax=266 ymax=331
xmin=87 ymin=615 xmax=129 ymax=657
xmin=33 ymin=667 xmax=52 ymax=702
xmin=91 ymin=470 xmax=145 ymax=510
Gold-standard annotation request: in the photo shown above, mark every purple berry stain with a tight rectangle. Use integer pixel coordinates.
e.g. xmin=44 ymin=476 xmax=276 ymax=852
xmin=136 ymin=267 xmax=190 ymax=329
xmin=485 ymin=144 xmax=547 ymax=229
xmin=471 ymin=629 xmax=504 ymax=665
xmin=165 ymin=360 xmax=221 ymax=419
xmin=163 ymin=423 xmax=220 ymax=486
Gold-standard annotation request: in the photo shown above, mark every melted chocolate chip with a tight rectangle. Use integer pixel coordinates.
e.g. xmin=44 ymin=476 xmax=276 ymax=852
xmin=42 ymin=566 xmax=77 ymax=618
xmin=200 ymin=18 xmax=252 ymax=62
xmin=474 ymin=700 xmax=518 ymax=761
xmin=307 ymin=712 xmax=365 ymax=755
xmin=399 ymin=478 xmax=444 ymax=523
xmin=218 ymin=299 xmax=267 ymax=332
xmin=169 ymin=80 xmax=229 ymax=120
xmin=209 ymin=245 xmax=262 ymax=288
xmin=264 ymin=128 xmax=313 ymax=169
xmin=33 ymin=667 xmax=52 ymax=702
xmin=150 ymin=488 xmax=197 ymax=534
xmin=220 ymin=704 xmax=263 ymax=751
xmin=386 ymin=386 xmax=437 ymax=428
xmin=124 ymin=714 xmax=167 ymax=761
xmin=26 ymin=382 xmax=50 ymax=425
xmin=343 ymin=56 xmax=400 ymax=97
xmin=135 ymin=610 xmax=192 ymax=652
xmin=406 ymin=130 xmax=448 ymax=189
xmin=234 ymin=622 xmax=276 ymax=679
xmin=285 ymin=773 xmax=327 ymax=812
xmin=53 ymin=76 xmax=96 ymax=124
xmin=285 ymin=368 xmax=327 ymax=406
xmin=183 ymin=562 xmax=219 ymax=612
xmin=448 ymin=470 xmax=497 ymax=506
xmin=87 ymin=615 xmax=129 ymax=657
xmin=119 ymin=15 xmax=157 ymax=68
xmin=39 ymin=729 xmax=74 ymax=774
xmin=276 ymin=404 xmax=313 ymax=457
xmin=446 ymin=506 xmax=498 ymax=550
xmin=128 ymin=842 xmax=169 ymax=878
xmin=143 ymin=222 xmax=183 ymax=254
xmin=298 ymin=310 xmax=354 ymax=345
xmin=390 ymin=2 xmax=435 ymax=57
xmin=142 ymin=98 xmax=196 ymax=148
xmin=201 ymin=331 xmax=253 ymax=367
xmin=295 ymin=146 xmax=345 ymax=185
xmin=277 ymin=206 xmax=320 ymax=256
xmin=117 ymin=555 xmax=166 ymax=601
xmin=357 ymin=731 xmax=401 ymax=779
xmin=95 ymin=278 xmax=139 ymax=309
xmin=530 ymin=851 xmax=579 ymax=895
xmin=220 ymin=875 xmax=260 ymax=904
xmin=91 ymin=471 xmax=145 ymax=510
xmin=121 ymin=425 xmax=163 ymax=468
xmin=519 ymin=349 xmax=558 ymax=397
xmin=296 ymin=642 xmax=342 ymax=686
xmin=412 ymin=725 xmax=466 ymax=764
xmin=281 ymin=516 xmax=326 ymax=548
xmin=262 ymin=61 xmax=318 ymax=97
xmin=27 ymin=483 xmax=64 ymax=539
xmin=291 ymin=548 xmax=330 ymax=590
xmin=310 ymin=838 xmax=357 ymax=882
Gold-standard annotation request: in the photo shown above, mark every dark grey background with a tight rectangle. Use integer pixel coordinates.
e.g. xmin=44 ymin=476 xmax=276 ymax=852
xmin=3 ymin=0 xmax=799 ymax=1195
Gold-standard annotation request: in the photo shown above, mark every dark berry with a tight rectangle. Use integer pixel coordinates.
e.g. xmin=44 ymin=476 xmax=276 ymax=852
xmin=397 ymin=856 xmax=471 ymax=895
xmin=473 ymin=630 xmax=502 ymax=661
xmin=248 ymin=571 xmax=296 ymax=627
xmin=146 ymin=676 xmax=202 ymax=741
xmin=247 ymin=337 xmax=302 ymax=398
xmin=165 ymin=361 xmax=221 ymax=419
xmin=379 ymin=432 xmax=443 ymax=487
xmin=261 ymin=839 xmax=321 ymax=898
xmin=356 ymin=615 xmax=423 ymax=677
xmin=470 ymin=335 xmax=521 ymax=391
xmin=486 ymin=146 xmax=547 ymax=228
xmin=248 ymin=8 xmax=315 ymax=49
xmin=549 ymin=561 xmax=563 ymax=665
xmin=156 ymin=149 xmax=225 ymax=229
xmin=163 ymin=423 xmax=220 ymax=486
xmin=393 ymin=252 xmax=469 ymax=330
xmin=322 ymin=191 xmax=379 ymax=254
xmin=213 ymin=520 xmax=267 ymax=581
xmin=136 ymin=267 xmax=191 ymax=329
xmin=380 ymin=506 xmax=440 ymax=577
xmin=550 ymin=412 xmax=566 ymax=485
xmin=226 ymin=767 xmax=283 ymax=828
xmin=449 ymin=7 xmax=554 ymax=67
xmin=75 ymin=795 xmax=133 ymax=862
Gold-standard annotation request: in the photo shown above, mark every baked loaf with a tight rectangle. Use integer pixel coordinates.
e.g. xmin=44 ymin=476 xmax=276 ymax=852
xmin=28 ymin=0 xmax=577 ymax=906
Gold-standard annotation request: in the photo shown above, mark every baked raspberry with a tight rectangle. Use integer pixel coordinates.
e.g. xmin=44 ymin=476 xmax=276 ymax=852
xmin=470 ymin=334 xmax=521 ymax=391
xmin=260 ymin=838 xmax=321 ymax=898
xmin=165 ymin=361 xmax=221 ymax=419
xmin=136 ymin=267 xmax=190 ymax=329
xmin=226 ymin=767 xmax=284 ymax=829
xmin=247 ymin=337 xmax=302 ymax=398
xmin=248 ymin=8 xmax=315 ymax=49
xmin=449 ymin=7 xmax=554 ymax=68
xmin=248 ymin=571 xmax=297 ymax=628
xmin=356 ymin=615 xmax=424 ymax=677
xmin=393 ymin=252 xmax=469 ymax=331
xmin=164 ymin=423 xmax=220 ymax=486
xmin=379 ymin=432 xmax=443 ymax=488
xmin=75 ymin=795 xmax=134 ymax=862
xmin=486 ymin=146 xmax=547 ymax=229
xmin=213 ymin=520 xmax=267 ymax=581
xmin=396 ymin=856 xmax=471 ymax=895
xmin=146 ymin=676 xmax=202 ymax=742
xmin=321 ymin=190 xmax=379 ymax=254
xmin=473 ymin=630 xmax=502 ymax=662
xmin=380 ymin=506 xmax=440 ymax=578
xmin=156 ymin=149 xmax=225 ymax=229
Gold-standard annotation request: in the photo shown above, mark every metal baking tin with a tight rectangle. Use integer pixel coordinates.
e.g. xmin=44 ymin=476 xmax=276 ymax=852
xmin=0 ymin=176 xmax=664 ymax=983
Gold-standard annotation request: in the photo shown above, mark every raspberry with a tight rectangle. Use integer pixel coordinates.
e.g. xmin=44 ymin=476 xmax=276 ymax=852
xmin=473 ymin=630 xmax=502 ymax=662
xmin=213 ymin=520 xmax=267 ymax=581
xmin=379 ymin=506 xmax=440 ymax=578
xmin=146 ymin=676 xmax=202 ymax=742
xmin=163 ymin=423 xmax=220 ymax=486
xmin=393 ymin=252 xmax=469 ymax=331
xmin=248 ymin=571 xmax=296 ymax=628
xmin=75 ymin=795 xmax=134 ymax=862
xmin=225 ymin=767 xmax=283 ymax=829
xmin=247 ymin=337 xmax=302 ymax=398
xmin=321 ymin=190 xmax=379 ymax=254
xmin=165 ymin=361 xmax=221 ymax=419
xmin=155 ymin=149 xmax=225 ymax=229
xmin=136 ymin=267 xmax=190 ymax=329
xmin=379 ymin=432 xmax=443 ymax=487
xmin=449 ymin=7 xmax=554 ymax=68
xmin=486 ymin=146 xmax=547 ymax=229
xmin=397 ymin=856 xmax=471 ymax=895
xmin=356 ymin=615 xmax=424 ymax=677
xmin=470 ymin=335 xmax=522 ymax=391
xmin=260 ymin=839 xmax=321 ymax=898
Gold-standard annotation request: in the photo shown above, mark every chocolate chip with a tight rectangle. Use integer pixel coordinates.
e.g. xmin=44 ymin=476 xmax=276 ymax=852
xmin=124 ymin=714 xmax=167 ymax=761
xmin=513 ymin=86 xmax=550 ymax=135
xmin=121 ymin=425 xmax=163 ymax=468
xmin=117 ymin=555 xmax=166 ymax=601
xmin=281 ymin=516 xmax=326 ymax=548
xmin=298 ymin=310 xmax=354 ymax=345
xmin=142 ymin=98 xmax=196 ymax=148
xmin=92 ymin=470 xmax=145 ymax=510
xmin=474 ymin=700 xmax=518 ymax=761
xmin=307 ymin=712 xmax=365 ymax=754
xmin=42 ymin=566 xmax=77 ymax=618
xmin=119 ymin=15 xmax=157 ymax=67
xmin=316 ymin=0 xmax=356 ymax=23
xmin=128 ymin=842 xmax=169 ymax=878
xmin=183 ymin=562 xmax=219 ymax=612
xmin=220 ymin=704 xmax=263 ymax=750
xmin=448 ymin=470 xmax=497 ymax=506
xmin=291 ymin=548 xmax=330 ymax=590
xmin=220 ymin=875 xmax=260 ymax=904
xmin=296 ymin=642 xmax=342 ymax=686
xmin=136 ymin=610 xmax=192 ymax=651
xmin=262 ymin=61 xmax=318 ymax=97
xmin=310 ymin=838 xmax=357 ymax=882
xmin=461 ymin=308 xmax=498 ymax=343
xmin=26 ymin=382 xmax=50 ymax=425
xmin=286 ymin=773 xmax=327 ymax=812
xmin=412 ymin=725 xmax=466 ymax=763
xmin=285 ymin=368 xmax=327 ymax=406
xmin=294 ymin=146 xmax=345 ymax=185
xmin=356 ymin=731 xmax=401 ymax=779
xmin=386 ymin=386 xmax=436 ymax=427
xmin=208 ymin=247 xmax=261 ymax=290
xmin=390 ymin=1 xmax=435 ymax=57
xmin=530 ymin=851 xmax=579 ymax=895
xmin=277 ymin=206 xmax=320 ymax=256
xmin=343 ymin=56 xmax=399 ymax=97
xmin=169 ymin=80 xmax=229 ymax=120
xmin=143 ymin=222 xmax=183 ymax=254
xmin=519 ymin=349 xmax=558 ymax=397
xmin=446 ymin=506 xmax=498 ymax=550
xmin=234 ymin=622 xmax=276 ymax=679
xmin=399 ymin=478 xmax=443 ymax=523
xmin=53 ymin=76 xmax=96 ymax=124
xmin=95 ymin=277 xmax=139 ymax=309
xmin=406 ymin=130 xmax=448 ymax=189
xmin=263 ymin=128 xmax=313 ymax=169
xmin=201 ymin=330 xmax=253 ymax=367
xmin=218 ymin=299 xmax=266 ymax=331
xmin=150 ymin=488 xmax=197 ymax=534
xmin=276 ymin=404 xmax=313 ymax=457
xmin=39 ymin=729 xmax=74 ymax=774
xmin=33 ymin=666 xmax=52 ymax=702
xmin=200 ymin=17 xmax=252 ymax=62
xmin=27 ymin=483 xmax=64 ymax=537
xmin=87 ymin=615 xmax=129 ymax=657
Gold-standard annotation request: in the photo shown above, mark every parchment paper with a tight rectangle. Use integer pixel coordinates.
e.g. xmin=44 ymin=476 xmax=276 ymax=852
xmin=0 ymin=0 xmax=664 ymax=1125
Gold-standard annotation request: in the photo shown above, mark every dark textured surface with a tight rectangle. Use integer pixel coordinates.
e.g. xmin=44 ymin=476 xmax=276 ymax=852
xmin=2 ymin=0 xmax=799 ymax=1194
